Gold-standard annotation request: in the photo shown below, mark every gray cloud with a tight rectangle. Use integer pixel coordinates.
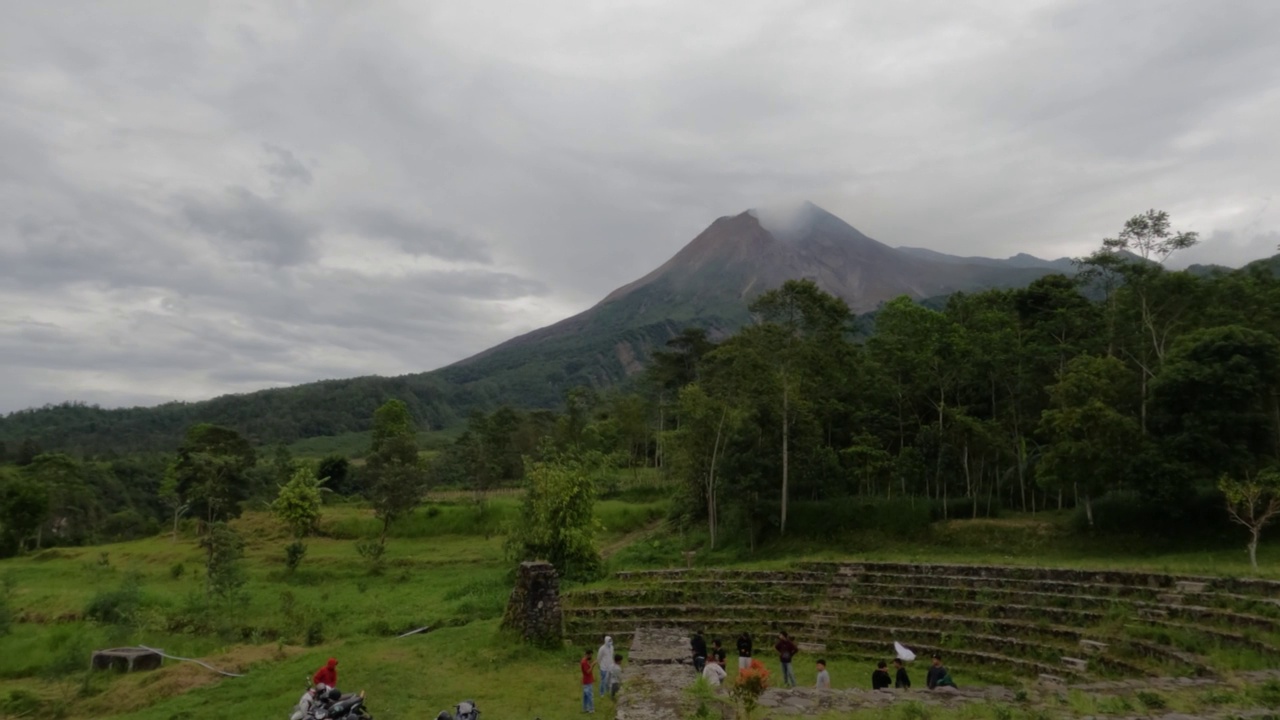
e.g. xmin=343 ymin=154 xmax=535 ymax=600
xmin=179 ymin=187 xmax=315 ymax=266
xmin=1 ymin=0 xmax=1278 ymax=412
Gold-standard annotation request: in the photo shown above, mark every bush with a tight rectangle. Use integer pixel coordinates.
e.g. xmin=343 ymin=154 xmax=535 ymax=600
xmin=169 ymin=562 xmax=185 ymax=580
xmin=784 ymin=496 xmax=999 ymax=540
xmin=284 ymin=541 xmax=307 ymax=573
xmin=0 ymin=575 xmax=14 ymax=636
xmin=1074 ymin=488 xmax=1236 ymax=540
xmin=355 ymin=538 xmax=386 ymax=571
xmin=0 ymin=689 xmax=42 ymax=717
xmin=84 ymin=574 xmax=143 ymax=625
xmin=100 ymin=509 xmax=159 ymax=542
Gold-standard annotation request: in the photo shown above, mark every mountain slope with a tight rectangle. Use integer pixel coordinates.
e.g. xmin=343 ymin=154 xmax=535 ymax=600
xmin=0 ymin=203 xmax=1078 ymax=453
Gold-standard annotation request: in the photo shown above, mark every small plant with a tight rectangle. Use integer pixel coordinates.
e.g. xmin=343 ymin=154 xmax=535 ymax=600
xmin=731 ymin=659 xmax=770 ymax=720
xmin=169 ymin=562 xmax=185 ymax=579
xmin=0 ymin=575 xmax=15 ymax=636
xmin=0 ymin=689 xmax=43 ymax=717
xmin=1136 ymin=690 xmax=1167 ymax=710
xmin=284 ymin=541 xmax=307 ymax=573
xmin=305 ymin=620 xmax=324 ymax=646
xmin=895 ymin=701 xmax=932 ymax=720
xmin=96 ymin=552 xmax=111 ymax=567
xmin=355 ymin=538 xmax=386 ymax=571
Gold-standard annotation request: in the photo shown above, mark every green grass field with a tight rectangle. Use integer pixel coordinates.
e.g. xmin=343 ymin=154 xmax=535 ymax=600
xmin=0 ymin=493 xmax=1277 ymax=719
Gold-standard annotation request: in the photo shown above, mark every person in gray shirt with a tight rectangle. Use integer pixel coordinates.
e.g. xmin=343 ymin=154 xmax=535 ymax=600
xmin=815 ymin=659 xmax=830 ymax=689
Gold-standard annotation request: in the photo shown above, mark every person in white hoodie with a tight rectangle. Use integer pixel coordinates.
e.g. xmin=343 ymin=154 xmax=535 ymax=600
xmin=597 ymin=636 xmax=617 ymax=698
xmin=702 ymin=656 xmax=727 ymax=687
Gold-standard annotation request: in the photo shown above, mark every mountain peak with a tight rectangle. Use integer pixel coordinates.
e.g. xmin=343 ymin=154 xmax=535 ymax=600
xmin=747 ymin=200 xmax=828 ymax=243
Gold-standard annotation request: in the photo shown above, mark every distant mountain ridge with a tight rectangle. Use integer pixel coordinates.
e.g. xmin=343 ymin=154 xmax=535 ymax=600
xmin=9 ymin=201 xmax=1259 ymax=454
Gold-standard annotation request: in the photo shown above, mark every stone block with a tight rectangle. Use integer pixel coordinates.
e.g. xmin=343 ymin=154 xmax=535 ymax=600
xmin=501 ymin=561 xmax=563 ymax=646
xmin=1174 ymin=581 xmax=1207 ymax=594
xmin=1078 ymin=639 xmax=1108 ymax=655
xmin=1061 ymin=656 xmax=1089 ymax=672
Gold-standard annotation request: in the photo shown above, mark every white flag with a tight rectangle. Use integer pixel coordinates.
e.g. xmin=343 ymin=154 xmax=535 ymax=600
xmin=894 ymin=642 xmax=916 ymax=662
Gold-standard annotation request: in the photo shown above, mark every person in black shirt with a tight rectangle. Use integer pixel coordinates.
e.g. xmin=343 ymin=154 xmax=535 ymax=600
xmin=736 ymin=632 xmax=753 ymax=670
xmin=711 ymin=638 xmax=727 ymax=665
xmin=691 ymin=630 xmax=707 ymax=673
xmin=926 ymin=654 xmax=955 ymax=689
xmin=893 ymin=658 xmax=911 ymax=689
xmin=872 ymin=661 xmax=892 ymax=690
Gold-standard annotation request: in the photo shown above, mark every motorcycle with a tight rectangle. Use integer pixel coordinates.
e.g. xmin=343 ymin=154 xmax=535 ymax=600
xmin=294 ymin=686 xmax=373 ymax=720
xmin=435 ymin=699 xmax=479 ymax=720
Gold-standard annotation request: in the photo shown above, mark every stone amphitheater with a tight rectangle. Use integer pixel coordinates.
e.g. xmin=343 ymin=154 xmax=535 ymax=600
xmin=562 ymin=562 xmax=1280 ymax=719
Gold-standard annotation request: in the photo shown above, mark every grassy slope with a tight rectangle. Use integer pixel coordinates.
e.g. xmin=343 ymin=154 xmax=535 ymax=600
xmin=1 ymin=500 xmax=1278 ymax=719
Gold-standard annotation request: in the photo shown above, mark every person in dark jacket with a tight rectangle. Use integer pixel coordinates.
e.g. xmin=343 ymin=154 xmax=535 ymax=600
xmin=711 ymin=638 xmax=727 ymax=665
xmin=312 ymin=657 xmax=338 ymax=688
xmin=774 ymin=632 xmax=799 ymax=687
xmin=926 ymin=654 xmax=955 ymax=689
xmin=872 ymin=661 xmax=892 ymax=690
xmin=894 ymin=658 xmax=911 ymax=689
xmin=691 ymin=630 xmax=708 ymax=673
xmin=736 ymin=632 xmax=753 ymax=670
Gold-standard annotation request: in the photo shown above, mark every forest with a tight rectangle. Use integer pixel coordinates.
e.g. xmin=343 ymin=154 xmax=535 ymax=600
xmin=2 ymin=212 xmax=1280 ymax=566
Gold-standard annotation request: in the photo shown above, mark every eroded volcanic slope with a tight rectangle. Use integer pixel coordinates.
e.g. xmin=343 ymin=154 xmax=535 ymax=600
xmin=0 ymin=203 xmax=1068 ymax=452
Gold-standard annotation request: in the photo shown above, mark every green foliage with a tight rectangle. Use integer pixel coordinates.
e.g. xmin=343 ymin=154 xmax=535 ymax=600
xmin=200 ymin=522 xmax=246 ymax=602
xmin=316 ymin=454 xmax=352 ymax=494
xmin=506 ymin=447 xmax=609 ymax=580
xmin=84 ymin=573 xmax=144 ymax=625
xmin=172 ymin=424 xmax=256 ymax=525
xmin=271 ymin=468 xmax=324 ymax=539
xmin=1217 ymin=467 xmax=1280 ymax=569
xmin=365 ymin=401 xmax=426 ymax=544
xmin=284 ymin=540 xmax=307 ymax=573
xmin=355 ymin=537 xmax=387 ymax=571
xmin=0 ymin=470 xmax=49 ymax=553
xmin=0 ymin=575 xmax=13 ymax=636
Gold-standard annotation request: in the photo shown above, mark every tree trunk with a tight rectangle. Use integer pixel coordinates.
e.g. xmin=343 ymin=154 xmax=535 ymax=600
xmin=780 ymin=377 xmax=789 ymax=537
xmin=1084 ymin=494 xmax=1094 ymax=527
xmin=1249 ymin=527 xmax=1260 ymax=571
xmin=707 ymin=407 xmax=727 ymax=550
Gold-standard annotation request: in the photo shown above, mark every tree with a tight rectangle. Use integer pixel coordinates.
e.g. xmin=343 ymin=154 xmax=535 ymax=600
xmin=1218 ymin=468 xmax=1280 ymax=571
xmin=272 ymin=468 xmax=324 ymax=571
xmin=666 ymin=384 xmax=741 ymax=548
xmin=171 ymin=424 xmax=256 ymax=527
xmin=0 ymin=471 xmax=49 ymax=553
xmin=158 ymin=469 xmax=190 ymax=544
xmin=316 ymin=454 xmax=351 ymax=495
xmin=1037 ymin=356 xmax=1142 ymax=525
xmin=1151 ymin=325 xmax=1280 ymax=479
xmin=364 ymin=400 xmax=425 ymax=545
xmin=200 ymin=521 xmax=246 ymax=601
xmin=745 ymin=279 xmax=851 ymax=535
xmin=22 ymin=454 xmax=96 ymax=547
xmin=506 ymin=446 xmax=608 ymax=580
xmin=14 ymin=439 xmax=41 ymax=467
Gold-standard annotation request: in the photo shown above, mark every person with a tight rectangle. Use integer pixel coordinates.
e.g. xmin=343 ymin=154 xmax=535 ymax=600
xmin=815 ymin=659 xmax=830 ymax=689
xmin=311 ymin=657 xmax=338 ymax=688
xmin=610 ymin=653 xmax=624 ymax=700
xmin=872 ymin=661 xmax=892 ymax=690
xmin=691 ymin=630 xmax=708 ymax=673
xmin=597 ymin=636 xmax=616 ymax=698
xmin=736 ymin=632 xmax=753 ymax=671
xmin=711 ymin=638 xmax=727 ymax=666
xmin=702 ymin=655 xmax=727 ymax=687
xmin=581 ymin=648 xmax=596 ymax=713
xmin=894 ymin=658 xmax=911 ymax=689
xmin=774 ymin=632 xmax=799 ymax=688
xmin=290 ymin=685 xmax=322 ymax=720
xmin=926 ymin=654 xmax=956 ymax=689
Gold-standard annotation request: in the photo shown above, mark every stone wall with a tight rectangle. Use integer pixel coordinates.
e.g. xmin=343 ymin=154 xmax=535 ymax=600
xmin=501 ymin=561 xmax=563 ymax=646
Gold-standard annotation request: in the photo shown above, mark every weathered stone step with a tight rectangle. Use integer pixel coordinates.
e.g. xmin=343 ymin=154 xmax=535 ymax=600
xmin=1061 ymin=656 xmax=1089 ymax=672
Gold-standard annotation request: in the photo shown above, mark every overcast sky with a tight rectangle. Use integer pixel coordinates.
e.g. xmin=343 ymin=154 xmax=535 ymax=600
xmin=3 ymin=1 xmax=1279 ymax=412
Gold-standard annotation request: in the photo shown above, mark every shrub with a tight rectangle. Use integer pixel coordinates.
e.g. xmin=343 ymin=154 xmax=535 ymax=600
xmin=284 ymin=541 xmax=307 ymax=573
xmin=355 ymin=538 xmax=386 ymax=571
xmin=1136 ymin=691 xmax=1167 ymax=710
xmin=169 ymin=562 xmax=185 ymax=580
xmin=0 ymin=689 xmax=42 ymax=717
xmin=305 ymin=621 xmax=325 ymax=647
xmin=731 ymin=659 xmax=770 ymax=719
xmin=0 ymin=575 xmax=14 ymax=636
xmin=84 ymin=573 xmax=143 ymax=625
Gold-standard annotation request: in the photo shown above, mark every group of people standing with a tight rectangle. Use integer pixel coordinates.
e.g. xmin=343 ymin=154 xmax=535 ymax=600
xmin=579 ymin=637 xmax=625 ymax=714
xmin=690 ymin=631 xmax=957 ymax=692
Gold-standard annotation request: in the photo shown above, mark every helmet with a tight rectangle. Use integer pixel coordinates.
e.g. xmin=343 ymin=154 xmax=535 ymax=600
xmin=328 ymin=688 xmax=342 ymax=702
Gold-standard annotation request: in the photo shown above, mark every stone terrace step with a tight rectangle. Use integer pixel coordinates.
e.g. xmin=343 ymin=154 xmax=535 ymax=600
xmin=563 ymin=608 xmax=1163 ymax=677
xmin=798 ymin=561 xmax=1280 ymax=600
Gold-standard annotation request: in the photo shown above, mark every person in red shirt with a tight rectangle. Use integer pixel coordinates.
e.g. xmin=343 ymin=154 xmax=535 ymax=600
xmin=580 ymin=649 xmax=595 ymax=714
xmin=312 ymin=657 xmax=338 ymax=688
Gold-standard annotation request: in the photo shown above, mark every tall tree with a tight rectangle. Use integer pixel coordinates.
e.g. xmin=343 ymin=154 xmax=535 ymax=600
xmin=0 ymin=470 xmax=49 ymax=553
xmin=172 ymin=424 xmax=256 ymax=527
xmin=364 ymin=400 xmax=425 ymax=545
xmin=1037 ymin=355 xmax=1142 ymax=525
xmin=745 ymin=279 xmax=851 ymax=535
